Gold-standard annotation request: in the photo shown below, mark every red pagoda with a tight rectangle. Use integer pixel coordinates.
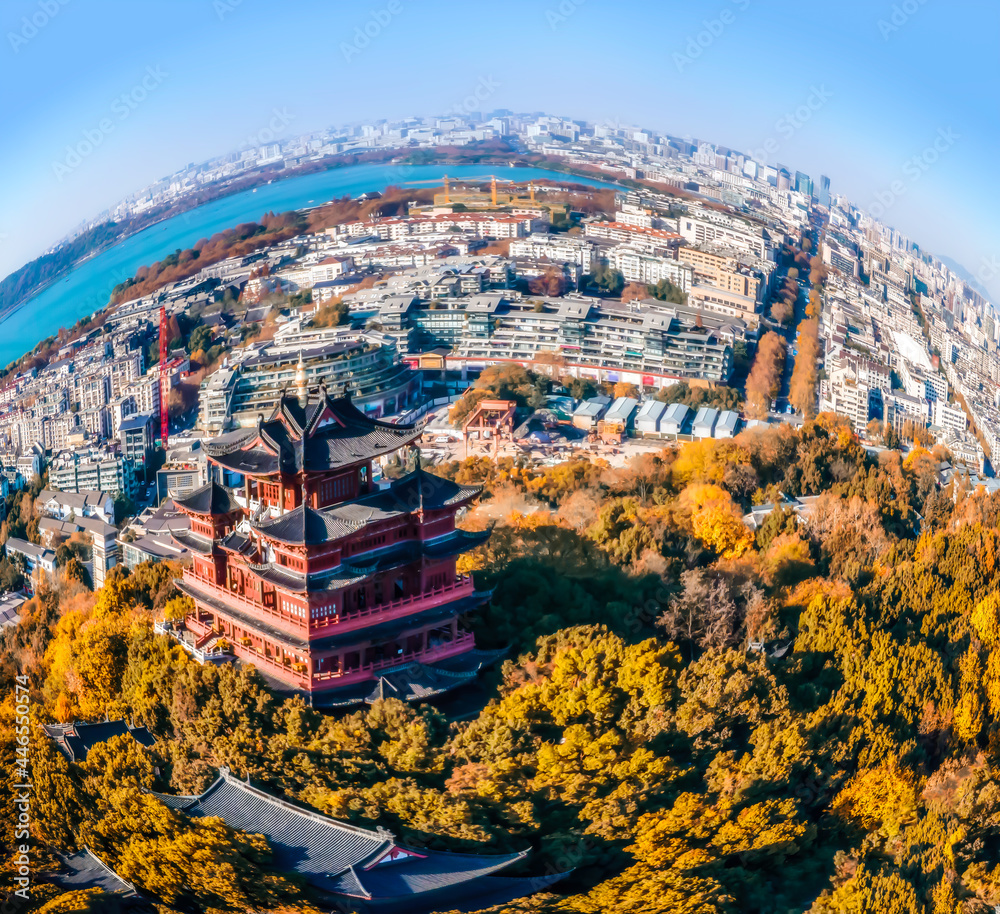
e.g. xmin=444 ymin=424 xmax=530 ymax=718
xmin=163 ymin=380 xmax=496 ymax=706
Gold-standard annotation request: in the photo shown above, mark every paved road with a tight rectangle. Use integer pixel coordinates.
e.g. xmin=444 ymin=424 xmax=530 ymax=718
xmin=760 ymin=267 xmax=810 ymax=413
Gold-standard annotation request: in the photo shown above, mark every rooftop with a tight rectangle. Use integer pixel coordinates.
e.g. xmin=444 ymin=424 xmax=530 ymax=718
xmin=41 ymin=719 xmax=156 ymax=763
xmin=152 ymin=769 xmax=565 ymax=906
xmin=205 ymin=390 xmax=421 ymax=479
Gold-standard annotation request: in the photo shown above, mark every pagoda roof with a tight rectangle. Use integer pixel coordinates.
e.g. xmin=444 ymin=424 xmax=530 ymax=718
xmin=204 ymin=390 xmax=421 ymax=478
xmin=170 ymin=529 xmax=215 ymax=555
xmin=253 ymin=503 xmax=361 ymax=545
xmin=311 ymin=595 xmax=488 ymax=651
xmin=366 ymin=468 xmax=483 ymax=512
xmin=174 ymin=479 xmax=242 ymax=516
xmin=151 ymin=769 xmax=530 ymax=902
xmin=244 ymin=529 xmax=492 ymax=594
xmin=220 ymin=529 xmax=255 ymax=556
xmin=321 ymin=653 xmax=506 ymax=708
xmin=250 ymin=470 xmax=483 ymax=547
xmin=50 ymin=848 xmax=143 ymax=899
xmin=42 ymin=719 xmax=156 ymax=763
xmin=247 ymin=561 xmax=369 ymax=594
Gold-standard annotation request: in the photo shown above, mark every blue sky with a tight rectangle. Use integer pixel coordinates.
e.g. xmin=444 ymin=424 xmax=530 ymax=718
xmin=3 ymin=0 xmax=999 ymax=297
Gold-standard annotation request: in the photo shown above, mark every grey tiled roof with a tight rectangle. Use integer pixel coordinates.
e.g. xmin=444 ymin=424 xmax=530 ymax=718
xmin=169 ymin=529 xmax=215 ymax=555
xmin=151 ymin=770 xmax=532 ymax=903
xmin=245 ymin=532 xmax=490 ymax=595
xmin=250 ymin=471 xmax=483 ymax=548
xmin=50 ymin=849 xmax=142 ymax=898
xmin=254 ymin=503 xmax=362 ymax=544
xmin=41 ymin=719 xmax=156 ymax=763
xmin=174 ymin=480 xmax=242 ymax=516
xmin=206 ymin=391 xmax=420 ymax=478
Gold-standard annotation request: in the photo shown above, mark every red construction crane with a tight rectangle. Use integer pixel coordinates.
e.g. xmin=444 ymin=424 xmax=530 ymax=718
xmin=158 ymin=306 xmax=169 ymax=450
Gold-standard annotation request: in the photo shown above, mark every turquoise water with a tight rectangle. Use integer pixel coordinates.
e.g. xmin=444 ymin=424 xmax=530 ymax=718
xmin=4 ymin=163 xmax=617 ymax=367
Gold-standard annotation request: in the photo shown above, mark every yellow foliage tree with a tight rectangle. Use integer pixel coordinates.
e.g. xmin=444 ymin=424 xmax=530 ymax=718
xmin=971 ymin=592 xmax=1000 ymax=647
xmin=671 ymin=438 xmax=725 ymax=488
xmin=680 ymin=484 xmax=753 ymax=559
xmin=830 ymin=757 xmax=921 ymax=837
xmin=955 ymin=647 xmax=986 ymax=744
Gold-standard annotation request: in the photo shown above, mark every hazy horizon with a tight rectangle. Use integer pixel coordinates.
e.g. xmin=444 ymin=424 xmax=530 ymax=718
xmin=4 ymin=0 xmax=1000 ymax=298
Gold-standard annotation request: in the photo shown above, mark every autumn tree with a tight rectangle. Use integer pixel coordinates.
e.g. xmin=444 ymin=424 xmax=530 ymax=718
xmin=745 ymin=332 xmax=787 ymax=419
xmin=788 ymin=318 xmax=820 ymax=417
xmin=529 ymin=266 xmax=569 ymax=297
xmin=621 ymin=281 xmax=649 ymax=303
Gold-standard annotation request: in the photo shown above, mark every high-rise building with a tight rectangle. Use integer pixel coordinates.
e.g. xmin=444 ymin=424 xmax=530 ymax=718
xmin=164 ymin=388 xmax=495 ymax=706
xmin=819 ymin=174 xmax=831 ymax=207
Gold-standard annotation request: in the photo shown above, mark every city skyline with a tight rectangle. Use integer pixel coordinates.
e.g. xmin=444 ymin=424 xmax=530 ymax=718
xmin=4 ymin=0 xmax=1000 ymax=300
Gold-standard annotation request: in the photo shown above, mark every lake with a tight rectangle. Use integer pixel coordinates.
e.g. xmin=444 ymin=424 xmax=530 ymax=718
xmin=4 ymin=163 xmax=617 ymax=367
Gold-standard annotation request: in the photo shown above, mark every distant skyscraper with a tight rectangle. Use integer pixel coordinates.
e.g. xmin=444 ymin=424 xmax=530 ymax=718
xmin=819 ymin=175 xmax=831 ymax=207
xmin=794 ymin=171 xmax=813 ymax=199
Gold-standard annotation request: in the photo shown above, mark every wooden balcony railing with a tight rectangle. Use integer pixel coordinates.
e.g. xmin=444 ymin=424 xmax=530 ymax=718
xmin=311 ymin=631 xmax=475 ymax=685
xmin=309 ymin=576 xmax=477 ymax=637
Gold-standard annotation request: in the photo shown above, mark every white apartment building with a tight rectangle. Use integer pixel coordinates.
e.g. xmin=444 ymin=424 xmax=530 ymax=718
xmin=885 ymin=390 xmax=929 ymax=432
xmin=125 ymin=376 xmax=160 ymax=420
xmin=509 ymin=234 xmax=596 ymax=270
xmin=79 ymin=374 xmax=111 ymax=411
xmin=827 ymin=378 xmax=874 ymax=432
xmin=933 ymin=400 xmax=968 ymax=436
xmin=676 ymin=213 xmax=769 ymax=260
xmin=584 ymin=221 xmax=680 ymax=254
xmin=898 ymin=360 xmax=947 ymax=402
xmin=612 ymin=248 xmax=693 ymax=292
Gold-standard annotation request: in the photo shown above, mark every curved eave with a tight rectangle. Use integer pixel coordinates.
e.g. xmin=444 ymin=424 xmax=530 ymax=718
xmin=424 ymin=528 xmax=492 ymax=558
xmin=202 ymin=428 xmax=257 ymax=458
xmin=444 ymin=483 xmax=484 ymax=507
xmin=170 ymin=530 xmax=215 ymax=555
xmin=246 ymin=561 xmax=369 ymax=595
xmin=210 ymin=448 xmax=281 ymax=478
xmin=251 ymin=504 xmax=361 ymax=547
xmin=173 ymin=480 xmax=243 ymax=516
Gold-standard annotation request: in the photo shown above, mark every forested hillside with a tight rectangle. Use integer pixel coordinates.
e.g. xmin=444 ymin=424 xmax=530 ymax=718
xmin=3 ymin=416 xmax=1000 ymax=912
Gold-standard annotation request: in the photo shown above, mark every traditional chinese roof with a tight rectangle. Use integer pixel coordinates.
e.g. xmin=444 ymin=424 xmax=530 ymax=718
xmin=249 ymin=470 xmax=482 ymax=547
xmin=243 ymin=530 xmax=492 ymax=594
xmin=150 ymin=770 xmax=564 ymax=910
xmin=310 ymin=596 xmax=488 ymax=651
xmin=42 ymin=719 xmax=156 ymax=763
xmin=50 ymin=848 xmax=143 ymax=899
xmin=253 ymin=503 xmax=361 ymax=545
xmin=173 ymin=479 xmax=242 ymax=516
xmin=204 ymin=390 xmax=421 ymax=479
xmin=369 ymin=468 xmax=483 ymax=512
xmin=169 ymin=529 xmax=215 ymax=555
xmin=322 ymin=651 xmax=506 ymax=708
xmin=220 ymin=529 xmax=254 ymax=555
